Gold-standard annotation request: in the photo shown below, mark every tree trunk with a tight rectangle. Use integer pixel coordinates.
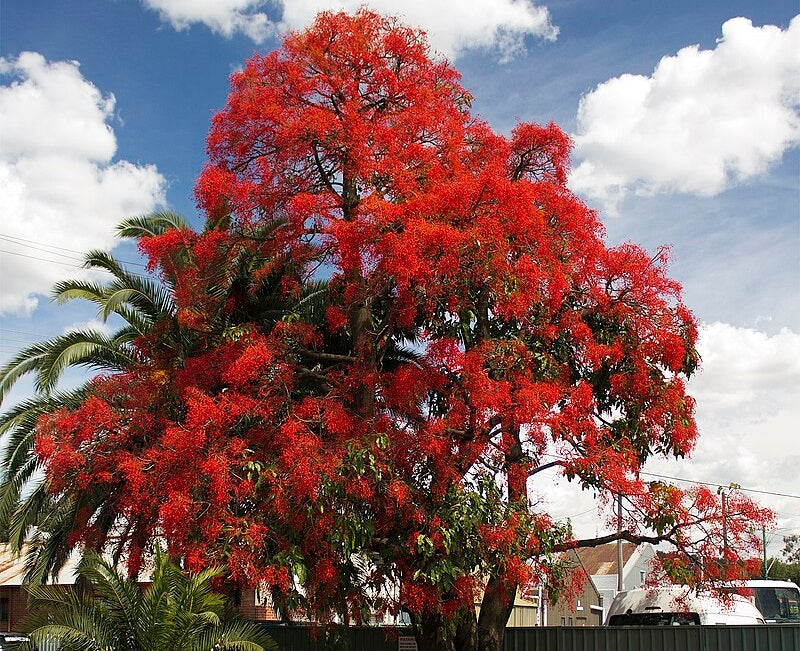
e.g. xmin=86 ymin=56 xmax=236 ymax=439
xmin=455 ymin=605 xmax=479 ymax=651
xmin=474 ymin=420 xmax=524 ymax=651
xmin=477 ymin=574 xmax=516 ymax=651
xmin=412 ymin=613 xmax=456 ymax=651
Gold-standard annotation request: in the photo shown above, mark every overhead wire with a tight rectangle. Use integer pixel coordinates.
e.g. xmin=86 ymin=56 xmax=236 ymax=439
xmin=0 ymin=248 xmax=152 ymax=280
xmin=639 ymin=471 xmax=800 ymax=500
xmin=0 ymin=232 xmax=148 ymax=268
xmin=538 ymin=452 xmax=800 ymax=501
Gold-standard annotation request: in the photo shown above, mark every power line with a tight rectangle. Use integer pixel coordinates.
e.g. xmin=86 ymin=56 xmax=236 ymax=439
xmin=0 ymin=232 xmax=90 ymax=255
xmin=0 ymin=328 xmax=51 ymax=339
xmin=565 ymin=507 xmax=597 ymax=519
xmin=538 ymin=453 xmax=800 ymax=502
xmin=640 ymin=471 xmax=800 ymax=500
xmin=0 ymin=248 xmax=151 ymax=280
xmin=0 ymin=336 xmax=41 ymax=346
xmin=0 ymin=235 xmax=86 ymax=263
xmin=0 ymin=232 xmax=148 ymax=268
xmin=0 ymin=247 xmax=90 ymax=267
xmin=540 ymin=452 xmax=800 ymax=500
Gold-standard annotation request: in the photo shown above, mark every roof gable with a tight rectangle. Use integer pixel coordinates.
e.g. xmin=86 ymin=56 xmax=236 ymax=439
xmin=577 ymin=542 xmax=638 ymax=575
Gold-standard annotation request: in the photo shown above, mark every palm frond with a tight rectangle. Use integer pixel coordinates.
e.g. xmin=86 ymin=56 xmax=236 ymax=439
xmin=100 ymin=283 xmax=173 ymax=322
xmin=51 ymin=279 xmax=108 ymax=306
xmin=0 ymin=458 xmax=43 ymax=542
xmin=117 ymin=211 xmax=192 ymax=239
xmin=193 ymin=621 xmax=277 ymax=651
xmin=32 ymin=330 xmax=135 ymax=394
xmin=81 ymin=249 xmax=127 ymax=277
xmin=77 ymin=551 xmax=143 ymax=633
xmin=23 ymin=585 xmax=118 ymax=651
xmin=292 ymin=280 xmax=330 ymax=323
xmin=0 ymin=343 xmax=50 ymax=403
xmin=23 ymin=492 xmax=83 ymax=584
xmin=0 ymin=330 xmax=134 ymax=399
xmin=0 ymin=387 xmax=88 ymax=460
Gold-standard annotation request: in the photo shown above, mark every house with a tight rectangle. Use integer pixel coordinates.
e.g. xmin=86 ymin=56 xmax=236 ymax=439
xmin=507 ymin=586 xmax=546 ymax=627
xmin=576 ymin=542 xmax=656 ymax=622
xmin=545 ymin=550 xmax=604 ymax=626
xmin=0 ymin=544 xmax=278 ymax=631
xmin=0 ymin=544 xmax=81 ymax=632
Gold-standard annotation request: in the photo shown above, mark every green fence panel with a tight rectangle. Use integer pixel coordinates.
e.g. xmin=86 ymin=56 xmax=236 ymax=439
xmin=500 ymin=626 xmax=800 ymax=651
xmin=702 ymin=625 xmax=800 ymax=651
xmin=259 ymin=624 xmax=800 ymax=651
xmin=260 ymin=625 xmax=406 ymax=651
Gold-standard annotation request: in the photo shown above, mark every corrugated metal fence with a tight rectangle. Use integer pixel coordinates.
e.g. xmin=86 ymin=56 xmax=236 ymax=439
xmin=505 ymin=626 xmax=800 ymax=650
xmin=259 ymin=625 xmax=800 ymax=651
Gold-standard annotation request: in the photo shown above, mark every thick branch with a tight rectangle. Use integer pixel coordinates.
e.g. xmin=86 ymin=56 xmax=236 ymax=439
xmin=553 ymin=527 xmax=680 ymax=553
xmin=528 ymin=460 xmax=564 ymax=476
xmin=310 ymin=142 xmax=339 ymax=198
xmin=295 ymin=348 xmax=356 ymax=364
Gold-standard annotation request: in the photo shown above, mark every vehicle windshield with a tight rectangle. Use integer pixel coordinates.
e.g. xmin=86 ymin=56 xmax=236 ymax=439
xmin=608 ymin=612 xmax=701 ymax=626
xmin=754 ymin=587 xmax=800 ymax=622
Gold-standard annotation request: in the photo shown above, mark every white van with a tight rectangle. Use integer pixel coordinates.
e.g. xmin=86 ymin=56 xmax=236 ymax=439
xmin=723 ymin=579 xmax=800 ymax=624
xmin=606 ymin=586 xmax=765 ymax=626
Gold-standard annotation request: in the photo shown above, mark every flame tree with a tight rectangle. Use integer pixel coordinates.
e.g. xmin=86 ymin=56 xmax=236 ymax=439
xmin=6 ymin=11 xmax=772 ymax=651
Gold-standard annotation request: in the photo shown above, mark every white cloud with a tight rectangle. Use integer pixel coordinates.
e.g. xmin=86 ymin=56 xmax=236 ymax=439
xmin=690 ymin=322 xmax=800 ymax=414
xmin=645 ymin=322 xmax=800 ymax=555
xmin=142 ymin=0 xmax=557 ymax=61
xmin=143 ymin=0 xmax=274 ymax=41
xmin=570 ymin=16 xmax=800 ymax=213
xmin=539 ymin=322 xmax=800 ymax=555
xmin=0 ymin=52 xmax=166 ymax=316
xmin=63 ymin=319 xmax=115 ymax=337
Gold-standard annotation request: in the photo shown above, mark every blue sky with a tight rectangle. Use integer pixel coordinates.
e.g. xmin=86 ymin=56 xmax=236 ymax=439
xmin=1 ymin=1 xmax=798 ymax=556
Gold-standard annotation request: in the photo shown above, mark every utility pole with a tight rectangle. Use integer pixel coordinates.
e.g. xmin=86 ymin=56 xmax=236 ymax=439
xmin=763 ymin=526 xmax=768 ymax=579
xmin=617 ymin=493 xmax=623 ymax=592
xmin=721 ymin=488 xmax=728 ymax=553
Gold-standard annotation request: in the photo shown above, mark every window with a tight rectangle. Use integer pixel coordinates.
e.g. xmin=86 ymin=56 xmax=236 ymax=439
xmin=608 ymin=612 xmax=701 ymax=626
xmin=560 ymin=617 xmax=566 ymax=626
xmin=640 ymin=571 xmax=646 ymax=583
xmin=754 ymin=586 xmax=800 ymax=622
xmin=576 ymin=598 xmax=583 ymax=611
xmin=0 ymin=597 xmax=8 ymax=632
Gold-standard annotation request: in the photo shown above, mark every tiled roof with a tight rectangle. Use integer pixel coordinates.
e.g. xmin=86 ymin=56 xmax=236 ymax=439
xmin=0 ymin=545 xmax=27 ymax=586
xmin=576 ymin=542 xmax=637 ymax=575
xmin=0 ymin=544 xmax=85 ymax=585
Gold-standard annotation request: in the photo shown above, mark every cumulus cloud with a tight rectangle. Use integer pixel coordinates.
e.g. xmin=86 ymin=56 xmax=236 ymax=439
xmin=570 ymin=16 xmax=800 ymax=213
xmin=0 ymin=52 xmax=166 ymax=316
xmin=644 ymin=322 xmax=800 ymax=554
xmin=690 ymin=322 xmax=800 ymax=413
xmin=541 ymin=322 xmax=800 ymax=552
xmin=63 ymin=319 xmax=115 ymax=337
xmin=143 ymin=0 xmax=275 ymax=41
xmin=142 ymin=0 xmax=557 ymax=61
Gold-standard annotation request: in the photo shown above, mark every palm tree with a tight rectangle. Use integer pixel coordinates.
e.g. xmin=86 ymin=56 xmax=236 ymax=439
xmin=0 ymin=209 xmax=419 ymax=596
xmin=0 ymin=211 xmax=342 ymax=582
xmin=0 ymin=212 xmax=188 ymax=581
xmin=22 ymin=549 xmax=276 ymax=651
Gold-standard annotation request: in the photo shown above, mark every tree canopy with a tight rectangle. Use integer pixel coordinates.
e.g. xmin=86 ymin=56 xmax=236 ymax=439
xmin=0 ymin=10 xmax=772 ymax=651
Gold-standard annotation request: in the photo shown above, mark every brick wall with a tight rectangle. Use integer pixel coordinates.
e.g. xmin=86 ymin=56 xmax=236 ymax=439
xmin=0 ymin=586 xmax=30 ymax=632
xmin=238 ymin=587 xmax=280 ymax=621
